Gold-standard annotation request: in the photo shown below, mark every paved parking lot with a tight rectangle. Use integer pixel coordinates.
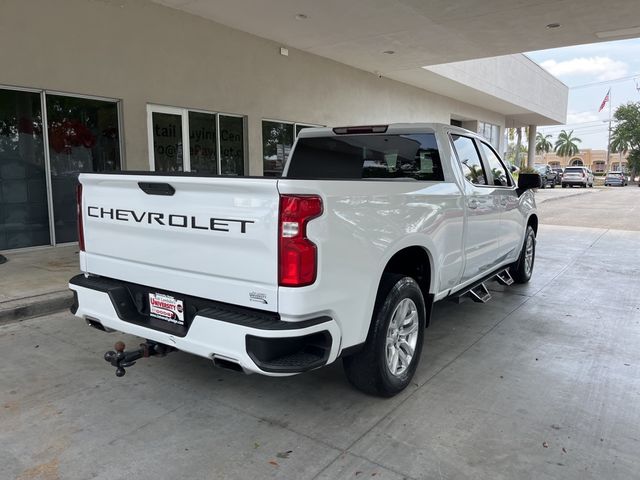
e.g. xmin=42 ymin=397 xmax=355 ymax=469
xmin=537 ymin=186 xmax=640 ymax=230
xmin=2 ymin=197 xmax=640 ymax=479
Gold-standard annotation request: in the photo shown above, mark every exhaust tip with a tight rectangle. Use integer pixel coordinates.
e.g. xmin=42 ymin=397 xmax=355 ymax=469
xmin=213 ymin=356 xmax=244 ymax=373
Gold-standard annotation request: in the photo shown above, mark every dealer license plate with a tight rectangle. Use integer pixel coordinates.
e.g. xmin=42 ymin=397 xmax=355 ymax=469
xmin=148 ymin=293 xmax=185 ymax=325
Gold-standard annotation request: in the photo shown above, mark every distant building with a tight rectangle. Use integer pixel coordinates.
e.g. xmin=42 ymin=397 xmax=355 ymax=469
xmin=535 ymin=149 xmax=629 ymax=173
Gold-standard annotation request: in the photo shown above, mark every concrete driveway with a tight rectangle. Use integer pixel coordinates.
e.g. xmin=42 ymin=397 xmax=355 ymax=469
xmin=2 ymin=222 xmax=639 ymax=478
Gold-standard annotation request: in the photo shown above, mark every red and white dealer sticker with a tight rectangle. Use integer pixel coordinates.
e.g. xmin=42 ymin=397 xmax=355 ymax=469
xmin=148 ymin=293 xmax=184 ymax=325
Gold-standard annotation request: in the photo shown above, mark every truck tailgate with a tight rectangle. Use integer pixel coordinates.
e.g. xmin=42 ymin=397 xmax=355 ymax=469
xmin=79 ymin=174 xmax=280 ymax=311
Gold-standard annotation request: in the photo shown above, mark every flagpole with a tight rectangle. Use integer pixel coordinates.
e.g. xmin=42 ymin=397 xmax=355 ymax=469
xmin=606 ymin=88 xmax=612 ymax=172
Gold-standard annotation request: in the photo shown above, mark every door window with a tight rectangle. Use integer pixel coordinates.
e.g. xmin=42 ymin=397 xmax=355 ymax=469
xmin=451 ymin=134 xmax=487 ymax=185
xmin=479 ymin=141 xmax=511 ymax=186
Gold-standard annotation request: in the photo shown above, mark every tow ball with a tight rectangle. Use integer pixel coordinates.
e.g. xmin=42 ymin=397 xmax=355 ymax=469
xmin=104 ymin=340 xmax=173 ymax=377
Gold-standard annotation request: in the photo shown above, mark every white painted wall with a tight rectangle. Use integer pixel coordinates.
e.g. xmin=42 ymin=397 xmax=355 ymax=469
xmin=1 ymin=0 xmax=512 ymax=173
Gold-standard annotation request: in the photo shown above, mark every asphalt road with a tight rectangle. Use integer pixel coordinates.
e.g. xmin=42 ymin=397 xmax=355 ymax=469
xmin=536 ymin=185 xmax=640 ymax=230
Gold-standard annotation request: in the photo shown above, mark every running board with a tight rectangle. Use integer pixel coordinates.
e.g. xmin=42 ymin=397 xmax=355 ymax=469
xmin=469 ymin=283 xmax=491 ymax=303
xmin=448 ymin=268 xmax=513 ymax=304
xmin=495 ymin=269 xmax=514 ymax=286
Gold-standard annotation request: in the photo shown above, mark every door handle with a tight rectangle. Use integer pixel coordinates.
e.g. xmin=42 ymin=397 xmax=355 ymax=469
xmin=468 ymin=199 xmax=479 ymax=209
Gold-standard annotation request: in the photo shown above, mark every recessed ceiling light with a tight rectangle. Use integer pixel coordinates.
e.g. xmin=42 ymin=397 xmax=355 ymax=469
xmin=383 ymin=50 xmax=395 ymax=55
xmin=295 ymin=13 xmax=308 ymax=20
xmin=546 ymin=23 xmax=561 ymax=29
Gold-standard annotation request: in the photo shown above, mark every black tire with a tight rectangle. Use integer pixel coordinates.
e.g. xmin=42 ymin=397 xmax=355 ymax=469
xmin=562 ymin=184 xmax=567 ymax=188
xmin=509 ymin=226 xmax=536 ymax=284
xmin=550 ymin=182 xmax=555 ymax=188
xmin=343 ymin=274 xmax=426 ymax=397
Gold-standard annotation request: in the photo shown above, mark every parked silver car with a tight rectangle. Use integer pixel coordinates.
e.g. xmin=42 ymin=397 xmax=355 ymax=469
xmin=561 ymin=167 xmax=594 ymax=188
xmin=604 ymin=172 xmax=627 ymax=187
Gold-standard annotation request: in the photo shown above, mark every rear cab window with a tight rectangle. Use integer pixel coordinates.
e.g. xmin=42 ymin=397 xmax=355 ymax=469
xmin=286 ymin=133 xmax=444 ymax=181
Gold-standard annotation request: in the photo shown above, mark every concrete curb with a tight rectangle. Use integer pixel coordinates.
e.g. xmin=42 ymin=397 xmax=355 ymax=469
xmin=0 ymin=290 xmax=74 ymax=326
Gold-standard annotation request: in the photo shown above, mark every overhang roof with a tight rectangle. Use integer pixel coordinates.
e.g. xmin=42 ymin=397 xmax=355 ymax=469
xmin=151 ymin=0 xmax=640 ymax=125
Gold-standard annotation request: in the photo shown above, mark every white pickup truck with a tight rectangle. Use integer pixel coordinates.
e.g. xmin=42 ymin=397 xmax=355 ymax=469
xmin=69 ymin=123 xmax=541 ymax=397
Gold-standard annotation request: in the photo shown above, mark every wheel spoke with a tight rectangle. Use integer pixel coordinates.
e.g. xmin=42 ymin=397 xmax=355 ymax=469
xmin=401 ymin=319 xmax=418 ymax=337
xmin=397 ymin=348 xmax=409 ymax=369
xmin=399 ymin=340 xmax=415 ymax=357
xmin=390 ymin=348 xmax=399 ymax=373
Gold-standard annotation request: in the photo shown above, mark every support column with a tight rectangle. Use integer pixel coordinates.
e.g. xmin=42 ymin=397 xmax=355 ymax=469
xmin=527 ymin=125 xmax=537 ymax=168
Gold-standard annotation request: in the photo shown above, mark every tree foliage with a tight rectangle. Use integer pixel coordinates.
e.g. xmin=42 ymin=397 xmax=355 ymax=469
xmin=611 ymin=102 xmax=640 ymax=174
xmin=554 ymin=130 xmax=581 ymax=158
xmin=535 ymin=132 xmax=553 ymax=154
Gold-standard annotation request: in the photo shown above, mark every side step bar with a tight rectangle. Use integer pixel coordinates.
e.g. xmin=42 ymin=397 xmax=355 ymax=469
xmin=449 ymin=267 xmax=513 ymax=304
xmin=469 ymin=283 xmax=491 ymax=303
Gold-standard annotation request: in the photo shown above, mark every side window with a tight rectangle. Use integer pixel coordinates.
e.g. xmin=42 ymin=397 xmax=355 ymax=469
xmin=479 ymin=142 xmax=512 ymax=187
xmin=451 ymin=134 xmax=487 ymax=185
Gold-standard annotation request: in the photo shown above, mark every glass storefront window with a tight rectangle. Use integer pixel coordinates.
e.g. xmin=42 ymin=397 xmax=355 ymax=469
xmin=0 ymin=89 xmax=50 ymax=250
xmin=478 ymin=121 xmax=500 ymax=149
xmin=188 ymin=111 xmax=217 ymax=174
xmin=47 ymin=94 xmax=121 ymax=243
xmin=219 ymin=115 xmax=244 ymax=176
xmin=262 ymin=121 xmax=294 ymax=177
xmin=263 ymin=120 xmax=321 ymax=177
xmin=149 ymin=106 xmax=245 ymax=176
xmin=152 ymin=112 xmax=183 ymax=172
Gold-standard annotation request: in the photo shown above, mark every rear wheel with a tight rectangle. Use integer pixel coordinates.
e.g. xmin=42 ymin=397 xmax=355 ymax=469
xmin=343 ymin=274 xmax=426 ymax=397
xmin=509 ymin=226 xmax=536 ymax=284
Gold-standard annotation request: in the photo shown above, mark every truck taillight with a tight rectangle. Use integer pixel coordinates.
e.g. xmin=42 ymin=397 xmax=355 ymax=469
xmin=278 ymin=195 xmax=323 ymax=287
xmin=76 ymin=183 xmax=85 ymax=252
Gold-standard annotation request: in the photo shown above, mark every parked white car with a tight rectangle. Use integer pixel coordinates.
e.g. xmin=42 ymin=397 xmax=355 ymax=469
xmin=561 ymin=166 xmax=594 ymax=188
xmin=69 ymin=123 xmax=540 ymax=396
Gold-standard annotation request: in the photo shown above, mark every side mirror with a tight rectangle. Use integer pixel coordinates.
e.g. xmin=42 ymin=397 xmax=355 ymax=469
xmin=517 ymin=173 xmax=542 ymax=195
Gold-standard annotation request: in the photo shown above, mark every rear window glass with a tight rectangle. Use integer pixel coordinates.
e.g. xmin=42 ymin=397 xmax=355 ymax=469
xmin=287 ymin=134 xmax=444 ymax=181
xmin=564 ymin=167 xmax=584 ymax=173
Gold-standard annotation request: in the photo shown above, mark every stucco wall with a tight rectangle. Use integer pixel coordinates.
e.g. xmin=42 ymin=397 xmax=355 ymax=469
xmin=1 ymin=0 xmax=508 ymax=173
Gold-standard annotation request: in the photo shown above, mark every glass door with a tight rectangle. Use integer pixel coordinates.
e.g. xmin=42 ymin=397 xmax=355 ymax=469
xmin=0 ymin=88 xmax=50 ymax=250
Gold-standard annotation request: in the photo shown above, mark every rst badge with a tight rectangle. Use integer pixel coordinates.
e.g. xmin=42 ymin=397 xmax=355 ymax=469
xmin=149 ymin=293 xmax=185 ymax=325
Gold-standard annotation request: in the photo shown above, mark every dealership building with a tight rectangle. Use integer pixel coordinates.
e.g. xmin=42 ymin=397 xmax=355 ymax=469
xmin=0 ymin=0 xmax=571 ymax=251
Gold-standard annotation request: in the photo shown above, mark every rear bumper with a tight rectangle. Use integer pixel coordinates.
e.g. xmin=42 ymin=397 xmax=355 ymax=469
xmin=69 ymin=274 xmax=341 ymax=376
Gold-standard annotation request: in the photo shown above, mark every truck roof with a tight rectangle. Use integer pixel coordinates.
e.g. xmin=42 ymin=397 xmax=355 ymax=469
xmin=296 ymin=123 xmax=474 ymax=138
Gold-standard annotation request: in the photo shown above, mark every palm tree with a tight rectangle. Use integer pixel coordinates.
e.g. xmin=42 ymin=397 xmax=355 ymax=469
xmin=610 ymin=131 xmax=630 ymax=172
xmin=554 ymin=130 xmax=582 ymax=164
xmin=535 ymin=132 xmax=553 ymax=155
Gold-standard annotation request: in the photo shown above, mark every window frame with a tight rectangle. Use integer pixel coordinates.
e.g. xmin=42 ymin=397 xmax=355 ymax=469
xmin=449 ymin=133 xmax=490 ymax=188
xmin=147 ymin=104 xmax=246 ymax=175
xmin=476 ymin=139 xmax=515 ymax=188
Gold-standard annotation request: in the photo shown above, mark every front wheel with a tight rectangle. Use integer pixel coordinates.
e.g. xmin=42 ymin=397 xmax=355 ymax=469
xmin=509 ymin=226 xmax=536 ymax=284
xmin=343 ymin=274 xmax=426 ymax=397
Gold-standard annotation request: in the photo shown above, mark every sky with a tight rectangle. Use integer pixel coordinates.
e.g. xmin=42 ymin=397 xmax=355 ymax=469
xmin=524 ymin=38 xmax=640 ymax=150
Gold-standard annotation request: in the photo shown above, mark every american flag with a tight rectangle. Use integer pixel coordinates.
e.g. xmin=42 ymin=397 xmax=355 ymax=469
xmin=598 ymin=88 xmax=610 ymax=112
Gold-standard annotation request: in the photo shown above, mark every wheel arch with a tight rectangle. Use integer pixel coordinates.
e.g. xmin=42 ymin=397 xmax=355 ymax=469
xmin=527 ymin=214 xmax=539 ymax=235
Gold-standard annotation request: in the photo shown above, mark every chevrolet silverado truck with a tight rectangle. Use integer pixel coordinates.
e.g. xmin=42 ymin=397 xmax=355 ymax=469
xmin=69 ymin=123 xmax=541 ymax=397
